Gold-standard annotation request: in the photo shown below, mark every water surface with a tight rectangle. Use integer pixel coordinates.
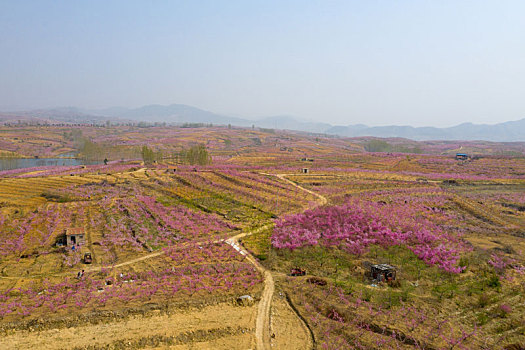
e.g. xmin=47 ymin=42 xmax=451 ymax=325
xmin=0 ymin=157 xmax=99 ymax=171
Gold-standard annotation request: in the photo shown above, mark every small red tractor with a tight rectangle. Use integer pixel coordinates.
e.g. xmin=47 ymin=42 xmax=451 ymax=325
xmin=290 ymin=267 xmax=306 ymax=276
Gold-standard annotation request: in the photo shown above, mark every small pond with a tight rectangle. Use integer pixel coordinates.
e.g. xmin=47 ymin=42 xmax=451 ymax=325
xmin=0 ymin=157 xmax=99 ymax=171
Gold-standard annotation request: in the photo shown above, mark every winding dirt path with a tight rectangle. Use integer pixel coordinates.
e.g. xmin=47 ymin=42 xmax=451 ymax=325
xmin=85 ymin=251 xmax=165 ymax=272
xmin=225 ymin=226 xmax=273 ymax=350
xmin=275 ymin=173 xmax=328 ymax=206
xmin=227 ymin=173 xmax=327 ymax=350
xmin=0 ymin=251 xmax=167 ymax=281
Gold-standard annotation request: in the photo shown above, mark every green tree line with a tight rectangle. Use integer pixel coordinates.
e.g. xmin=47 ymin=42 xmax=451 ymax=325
xmin=178 ymin=144 xmax=211 ymax=165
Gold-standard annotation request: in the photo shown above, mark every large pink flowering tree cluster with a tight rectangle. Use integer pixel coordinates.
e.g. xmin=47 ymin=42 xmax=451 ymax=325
xmin=272 ymin=194 xmax=469 ymax=273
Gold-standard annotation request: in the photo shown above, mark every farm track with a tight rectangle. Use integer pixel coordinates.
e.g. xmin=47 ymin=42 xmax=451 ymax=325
xmin=86 ymin=250 xmax=165 ymax=273
xmin=274 ymin=173 xmax=328 ymax=206
xmin=227 ymin=173 xmax=327 ymax=350
xmin=224 ymin=224 xmax=273 ymax=350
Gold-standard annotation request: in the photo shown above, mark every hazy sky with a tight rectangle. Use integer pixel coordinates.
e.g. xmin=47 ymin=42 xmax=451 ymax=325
xmin=1 ymin=1 xmax=524 ymax=127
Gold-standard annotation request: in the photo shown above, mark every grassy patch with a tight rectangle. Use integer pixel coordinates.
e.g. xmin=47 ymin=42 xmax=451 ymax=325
xmin=241 ymin=225 xmax=273 ymax=262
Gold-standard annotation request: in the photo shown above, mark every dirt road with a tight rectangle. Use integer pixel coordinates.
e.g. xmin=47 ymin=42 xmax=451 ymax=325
xmin=226 ymin=173 xmax=326 ymax=349
xmin=225 ymin=229 xmax=274 ymax=350
xmin=275 ymin=173 xmax=328 ymax=206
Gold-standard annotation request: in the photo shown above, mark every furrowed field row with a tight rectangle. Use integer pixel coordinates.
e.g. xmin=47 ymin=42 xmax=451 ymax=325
xmin=0 ymin=178 xmax=93 ymax=191
xmin=230 ymin=171 xmax=304 ymax=193
xmin=175 ymin=173 xmax=274 ymax=206
xmin=0 ymin=184 xmax=69 ymax=193
xmin=217 ymin=171 xmax=312 ymax=201
xmin=188 ymin=173 xmax=304 ymax=213
xmin=201 ymin=172 xmax=305 ymax=204
xmin=207 ymin=172 xmax=307 ymax=203
xmin=145 ymin=180 xmax=271 ymax=222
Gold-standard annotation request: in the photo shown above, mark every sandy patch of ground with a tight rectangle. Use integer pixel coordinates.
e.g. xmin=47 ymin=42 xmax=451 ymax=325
xmin=158 ymin=334 xmax=253 ymax=349
xmin=270 ymin=291 xmax=313 ymax=350
xmin=0 ymin=303 xmax=256 ymax=350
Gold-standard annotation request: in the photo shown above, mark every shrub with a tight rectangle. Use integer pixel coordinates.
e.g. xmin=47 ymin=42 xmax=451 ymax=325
xmin=487 ymin=275 xmax=501 ymax=288
xmin=306 ymin=277 xmax=327 ymax=286
xmin=382 ymin=290 xmax=403 ymax=308
xmin=327 ymin=309 xmax=345 ymax=323
xmin=432 ymin=282 xmax=458 ymax=300
xmin=497 ymin=304 xmax=512 ymax=318
xmin=361 ymin=288 xmax=372 ymax=302
xmin=477 ymin=293 xmax=491 ymax=308
xmin=255 ymin=254 xmax=267 ymax=261
xmin=41 ymin=191 xmax=74 ymax=202
xmin=458 ymin=256 xmax=470 ymax=272
xmin=387 ymin=279 xmax=401 ymax=288
xmin=476 ymin=312 xmax=489 ymax=325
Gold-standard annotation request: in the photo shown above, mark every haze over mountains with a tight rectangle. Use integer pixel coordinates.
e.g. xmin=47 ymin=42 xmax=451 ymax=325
xmin=1 ymin=104 xmax=524 ymax=142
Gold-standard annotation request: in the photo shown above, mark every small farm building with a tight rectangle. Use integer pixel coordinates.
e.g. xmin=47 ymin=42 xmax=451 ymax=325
xmin=302 ymin=168 xmax=309 ymax=174
xmin=66 ymin=227 xmax=86 ymax=247
xmin=370 ymin=264 xmax=396 ymax=282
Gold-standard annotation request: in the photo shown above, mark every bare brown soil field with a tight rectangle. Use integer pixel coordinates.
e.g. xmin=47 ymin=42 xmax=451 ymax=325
xmin=270 ymin=290 xmax=313 ymax=349
xmin=0 ymin=303 xmax=256 ymax=350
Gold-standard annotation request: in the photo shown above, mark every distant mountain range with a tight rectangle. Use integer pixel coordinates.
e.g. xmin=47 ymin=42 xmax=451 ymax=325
xmin=325 ymin=119 xmax=525 ymax=142
xmin=1 ymin=104 xmax=524 ymax=142
xmin=83 ymin=104 xmax=332 ymax=133
xmin=84 ymin=104 xmax=247 ymax=125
